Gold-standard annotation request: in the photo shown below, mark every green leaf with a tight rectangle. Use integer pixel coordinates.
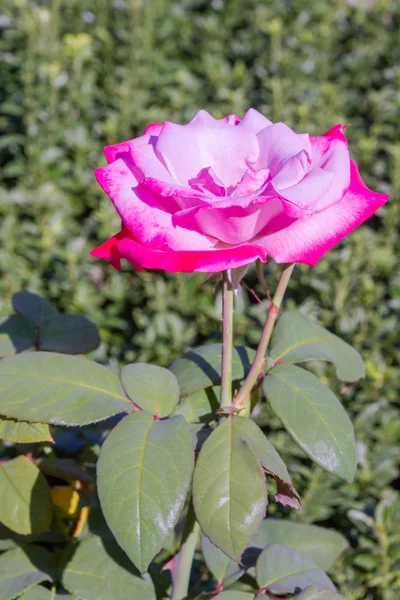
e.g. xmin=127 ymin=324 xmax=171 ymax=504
xmin=173 ymin=387 xmax=219 ymax=424
xmin=120 ymin=363 xmax=180 ymax=417
xmin=214 ymin=593 xmax=254 ymax=600
xmin=63 ymin=536 xmax=156 ymax=600
xmin=234 ymin=417 xmax=301 ymax=510
xmin=0 ymin=315 xmax=36 ymax=357
xmin=256 ymin=543 xmax=335 ymax=593
xmin=269 ymin=311 xmax=365 ymax=382
xmin=18 ymin=586 xmax=77 ymax=599
xmin=294 ymin=586 xmax=347 ymax=600
xmin=0 ymin=417 xmax=53 ymax=443
xmin=263 ymin=365 xmax=357 ymax=482
xmin=0 ymin=545 xmax=54 ymax=600
xmin=12 ymin=291 xmax=58 ymax=327
xmin=170 ymin=344 xmax=255 ymax=397
xmin=0 ymin=456 xmax=53 ymax=534
xmin=251 ymin=519 xmax=348 ymax=571
xmin=0 ymin=352 xmax=132 ymax=426
xmin=97 ymin=411 xmax=194 ymax=573
xmin=200 ymin=536 xmax=246 ymax=587
xmin=38 ymin=314 xmax=101 ymax=354
xmin=193 ymin=415 xmax=267 ymax=561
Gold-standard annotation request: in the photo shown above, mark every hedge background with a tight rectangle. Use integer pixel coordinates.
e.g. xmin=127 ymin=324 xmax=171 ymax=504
xmin=1 ymin=1 xmax=399 ymax=598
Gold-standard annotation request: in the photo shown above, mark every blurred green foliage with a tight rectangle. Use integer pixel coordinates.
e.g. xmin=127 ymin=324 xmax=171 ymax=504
xmin=0 ymin=0 xmax=399 ymax=598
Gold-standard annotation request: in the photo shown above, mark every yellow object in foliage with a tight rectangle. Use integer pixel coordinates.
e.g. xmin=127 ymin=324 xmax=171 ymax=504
xmin=51 ymin=485 xmax=80 ymax=516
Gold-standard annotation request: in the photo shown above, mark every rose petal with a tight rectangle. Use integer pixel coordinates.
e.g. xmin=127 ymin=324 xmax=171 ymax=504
xmin=189 ymin=167 xmax=227 ymax=196
xmin=116 ymin=236 xmax=266 ymax=273
xmin=173 ymin=197 xmax=285 ymax=245
xmin=156 ymin=116 xmax=258 ymax=187
xmin=254 ymin=123 xmax=311 ymax=176
xmin=95 ymin=159 xmax=213 ymax=251
xmin=240 ymin=108 xmax=273 ymax=133
xmin=258 ymin=160 xmax=389 ymax=265
xmin=90 ymin=229 xmax=127 ymax=271
xmin=309 ymin=127 xmax=350 ymax=211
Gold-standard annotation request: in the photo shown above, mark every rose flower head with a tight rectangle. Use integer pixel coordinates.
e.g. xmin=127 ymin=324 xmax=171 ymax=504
xmin=91 ymin=109 xmax=388 ymax=273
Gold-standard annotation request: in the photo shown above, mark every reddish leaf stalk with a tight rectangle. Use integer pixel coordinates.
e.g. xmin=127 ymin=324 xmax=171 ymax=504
xmin=234 ymin=263 xmax=295 ymax=410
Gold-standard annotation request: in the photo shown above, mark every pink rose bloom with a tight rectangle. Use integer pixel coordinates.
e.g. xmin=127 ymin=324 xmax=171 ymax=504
xmin=91 ymin=109 xmax=388 ymax=273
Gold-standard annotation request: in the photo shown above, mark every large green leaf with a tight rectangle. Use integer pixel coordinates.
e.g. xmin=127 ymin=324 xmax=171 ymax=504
xmin=120 ymin=363 xmax=180 ymax=417
xmin=38 ymin=314 xmax=101 ymax=354
xmin=0 ymin=417 xmax=52 ymax=443
xmin=0 ymin=315 xmax=36 ymax=357
xmin=294 ymin=587 xmax=347 ymax=600
xmin=193 ymin=415 xmax=267 ymax=561
xmin=12 ymin=291 xmax=58 ymax=327
xmin=170 ymin=344 xmax=255 ymax=397
xmin=214 ymin=593 xmax=254 ymax=600
xmin=235 ymin=417 xmax=301 ymax=509
xmin=19 ymin=586 xmax=77 ymax=599
xmin=0 ymin=456 xmax=52 ymax=534
xmin=200 ymin=536 xmax=246 ymax=587
xmin=173 ymin=387 xmax=219 ymax=424
xmin=269 ymin=311 xmax=365 ymax=382
xmin=256 ymin=543 xmax=335 ymax=593
xmin=0 ymin=352 xmax=132 ymax=426
xmin=97 ymin=411 xmax=194 ymax=573
xmin=263 ymin=365 xmax=357 ymax=482
xmin=63 ymin=536 xmax=156 ymax=600
xmin=251 ymin=519 xmax=348 ymax=571
xmin=0 ymin=545 xmax=54 ymax=600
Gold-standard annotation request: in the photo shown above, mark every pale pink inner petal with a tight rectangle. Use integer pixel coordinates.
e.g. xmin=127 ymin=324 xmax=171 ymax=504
xmin=231 ymin=167 xmax=270 ymax=196
xmin=129 ymin=134 xmax=175 ymax=183
xmin=239 ymin=108 xmax=273 ymax=133
xmin=173 ymin=196 xmax=285 ymax=245
xmin=276 ymin=168 xmax=334 ymax=218
xmin=155 ymin=120 xmax=258 ymax=187
xmin=254 ymin=123 xmax=311 ymax=176
xmin=271 ymin=150 xmax=310 ymax=191
xmin=189 ymin=167 xmax=227 ymax=196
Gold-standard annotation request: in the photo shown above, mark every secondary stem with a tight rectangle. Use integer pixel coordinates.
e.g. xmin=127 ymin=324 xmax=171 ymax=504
xmin=220 ymin=271 xmax=234 ymax=409
xmin=171 ymin=521 xmax=200 ymax=600
xmin=234 ymin=263 xmax=295 ymax=409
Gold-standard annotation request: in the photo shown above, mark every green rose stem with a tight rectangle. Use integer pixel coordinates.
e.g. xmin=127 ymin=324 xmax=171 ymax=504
xmin=170 ymin=518 xmax=201 ymax=600
xmin=234 ymin=262 xmax=295 ymax=410
xmin=220 ymin=271 xmax=234 ymax=410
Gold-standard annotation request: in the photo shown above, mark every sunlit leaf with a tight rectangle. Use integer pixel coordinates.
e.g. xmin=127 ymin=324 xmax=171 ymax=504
xmin=269 ymin=311 xmax=365 ymax=382
xmin=0 ymin=352 xmax=132 ymax=426
xmin=251 ymin=519 xmax=348 ymax=571
xmin=173 ymin=387 xmax=219 ymax=424
xmin=0 ymin=456 xmax=52 ymax=534
xmin=97 ymin=411 xmax=194 ymax=573
xmin=170 ymin=344 xmax=255 ymax=397
xmin=121 ymin=363 xmax=180 ymax=417
xmin=63 ymin=536 xmax=156 ymax=600
xmin=0 ymin=545 xmax=54 ymax=600
xmin=193 ymin=415 xmax=267 ymax=561
xmin=236 ymin=417 xmax=300 ymax=509
xmin=294 ymin=586 xmax=347 ymax=599
xmin=263 ymin=365 xmax=357 ymax=482
xmin=0 ymin=417 xmax=52 ymax=443
xmin=256 ymin=543 xmax=335 ymax=593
